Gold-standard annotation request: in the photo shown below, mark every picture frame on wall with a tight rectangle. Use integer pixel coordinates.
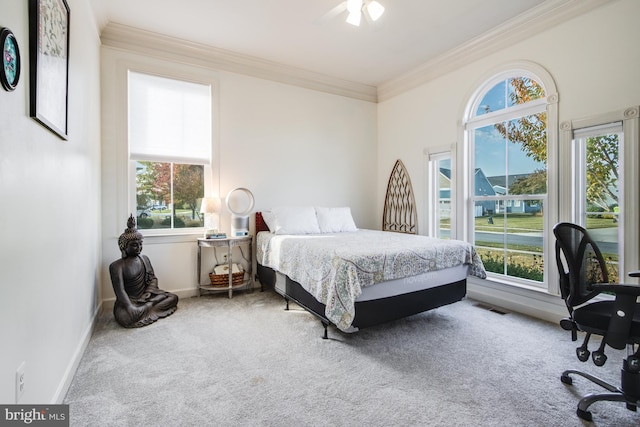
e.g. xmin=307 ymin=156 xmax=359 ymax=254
xmin=29 ymin=0 xmax=70 ymax=140
xmin=1 ymin=27 xmax=21 ymax=92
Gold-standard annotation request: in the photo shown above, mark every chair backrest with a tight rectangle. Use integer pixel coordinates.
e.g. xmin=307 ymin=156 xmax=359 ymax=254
xmin=553 ymin=222 xmax=608 ymax=309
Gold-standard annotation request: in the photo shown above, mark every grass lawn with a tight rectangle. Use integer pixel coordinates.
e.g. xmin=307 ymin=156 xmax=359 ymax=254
xmin=470 ymin=213 xmax=618 ymax=233
xmin=441 ymin=213 xmax=620 ymax=282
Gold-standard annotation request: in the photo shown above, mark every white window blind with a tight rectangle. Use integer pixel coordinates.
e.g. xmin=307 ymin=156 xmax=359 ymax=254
xmin=573 ymin=121 xmax=622 ymax=139
xmin=128 ymin=71 xmax=212 ymax=164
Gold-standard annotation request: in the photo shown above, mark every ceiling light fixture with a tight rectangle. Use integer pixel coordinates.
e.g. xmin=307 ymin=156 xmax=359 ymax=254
xmin=346 ymin=0 xmax=363 ymax=26
xmin=345 ymin=0 xmax=385 ymax=27
xmin=367 ymin=1 xmax=385 ymax=21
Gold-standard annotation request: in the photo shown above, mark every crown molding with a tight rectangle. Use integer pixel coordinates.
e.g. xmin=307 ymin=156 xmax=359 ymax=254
xmin=100 ymin=0 xmax=616 ymax=104
xmin=100 ymin=23 xmax=378 ymax=103
xmin=377 ymin=0 xmax=618 ymax=102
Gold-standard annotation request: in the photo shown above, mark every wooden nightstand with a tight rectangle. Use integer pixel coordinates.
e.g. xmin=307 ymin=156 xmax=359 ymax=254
xmin=197 ymin=236 xmax=253 ymax=298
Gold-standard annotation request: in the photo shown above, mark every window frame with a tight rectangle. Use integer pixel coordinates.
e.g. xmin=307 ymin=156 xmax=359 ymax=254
xmin=460 ymin=61 xmax=559 ymax=293
xmin=426 ymin=145 xmax=456 ymax=239
xmin=559 ymin=106 xmax=640 ymax=286
xmin=111 ymin=56 xmax=220 ymax=238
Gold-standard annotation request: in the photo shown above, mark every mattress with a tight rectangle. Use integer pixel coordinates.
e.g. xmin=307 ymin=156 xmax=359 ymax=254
xmin=257 ymin=229 xmax=486 ymax=331
xmin=272 ymin=265 xmax=468 ymax=303
xmin=355 ymin=264 xmax=469 ymax=301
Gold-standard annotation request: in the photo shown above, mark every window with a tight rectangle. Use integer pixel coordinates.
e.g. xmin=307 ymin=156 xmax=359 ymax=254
xmin=128 ymin=71 xmax=213 ymax=231
xmin=428 ymin=151 xmax=453 ymax=239
xmin=560 ymin=107 xmax=640 ymax=289
xmin=463 ymin=65 xmax=558 ymax=289
xmin=574 ymin=123 xmax=622 ymax=280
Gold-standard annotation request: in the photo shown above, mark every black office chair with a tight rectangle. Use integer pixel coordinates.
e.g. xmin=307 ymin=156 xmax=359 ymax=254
xmin=553 ymin=222 xmax=640 ymax=421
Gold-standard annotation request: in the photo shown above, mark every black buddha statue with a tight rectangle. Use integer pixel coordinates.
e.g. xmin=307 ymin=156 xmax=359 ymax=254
xmin=109 ymin=214 xmax=178 ymax=327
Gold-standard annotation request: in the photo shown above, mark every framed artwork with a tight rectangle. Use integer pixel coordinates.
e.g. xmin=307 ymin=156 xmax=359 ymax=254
xmin=29 ymin=0 xmax=70 ymax=140
xmin=1 ymin=27 xmax=21 ymax=91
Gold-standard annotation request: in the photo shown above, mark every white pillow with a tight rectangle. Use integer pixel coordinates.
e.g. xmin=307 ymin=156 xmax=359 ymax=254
xmin=271 ymin=206 xmax=321 ymax=235
xmin=315 ymin=207 xmax=358 ymax=233
xmin=261 ymin=211 xmax=276 ymax=232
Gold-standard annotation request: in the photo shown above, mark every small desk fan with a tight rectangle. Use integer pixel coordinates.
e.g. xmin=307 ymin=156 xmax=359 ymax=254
xmin=225 ymin=187 xmax=254 ymax=237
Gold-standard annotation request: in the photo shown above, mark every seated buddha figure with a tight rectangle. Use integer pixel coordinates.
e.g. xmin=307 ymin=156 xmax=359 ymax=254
xmin=109 ymin=215 xmax=178 ymax=328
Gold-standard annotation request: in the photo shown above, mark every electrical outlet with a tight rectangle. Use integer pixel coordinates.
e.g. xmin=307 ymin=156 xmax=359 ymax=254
xmin=15 ymin=361 xmax=25 ymax=403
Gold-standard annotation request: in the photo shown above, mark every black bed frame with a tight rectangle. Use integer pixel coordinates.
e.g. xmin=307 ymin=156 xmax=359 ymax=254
xmin=257 ymin=263 xmax=466 ymax=339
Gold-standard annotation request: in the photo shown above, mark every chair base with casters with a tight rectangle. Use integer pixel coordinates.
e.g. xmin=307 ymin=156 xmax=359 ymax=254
xmin=560 ymin=358 xmax=640 ymax=421
xmin=554 ymin=222 xmax=640 ymax=422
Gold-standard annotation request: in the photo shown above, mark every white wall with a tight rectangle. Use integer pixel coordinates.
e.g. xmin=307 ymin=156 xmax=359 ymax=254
xmin=100 ymin=46 xmax=378 ymax=304
xmin=0 ymin=0 xmax=102 ymax=404
xmin=377 ymin=0 xmax=640 ymax=320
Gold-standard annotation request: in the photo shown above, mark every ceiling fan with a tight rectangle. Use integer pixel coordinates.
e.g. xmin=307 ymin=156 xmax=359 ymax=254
xmin=321 ymin=0 xmax=385 ymax=27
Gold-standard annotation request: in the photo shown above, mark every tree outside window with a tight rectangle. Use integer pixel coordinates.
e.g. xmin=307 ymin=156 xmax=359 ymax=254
xmin=136 ymin=162 xmax=204 ymax=229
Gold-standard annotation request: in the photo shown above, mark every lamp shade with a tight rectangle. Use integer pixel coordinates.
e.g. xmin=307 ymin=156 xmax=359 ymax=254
xmin=346 ymin=11 xmax=361 ymax=26
xmin=346 ymin=0 xmax=363 ymax=14
xmin=367 ymin=1 xmax=385 ymax=21
xmin=200 ymin=197 xmax=221 ymax=214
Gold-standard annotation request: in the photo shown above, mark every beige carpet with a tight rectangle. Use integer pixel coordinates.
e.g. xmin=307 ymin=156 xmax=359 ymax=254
xmin=64 ymin=290 xmax=638 ymax=426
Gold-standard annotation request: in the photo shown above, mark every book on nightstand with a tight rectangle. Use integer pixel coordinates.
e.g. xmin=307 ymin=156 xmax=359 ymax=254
xmin=206 ymin=232 xmax=227 ymax=239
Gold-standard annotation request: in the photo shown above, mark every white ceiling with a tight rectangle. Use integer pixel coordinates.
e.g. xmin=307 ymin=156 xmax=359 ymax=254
xmin=89 ymin=0 xmax=551 ymax=87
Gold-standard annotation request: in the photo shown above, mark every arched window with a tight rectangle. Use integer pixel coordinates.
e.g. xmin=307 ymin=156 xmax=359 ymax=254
xmin=463 ymin=63 xmax=558 ymax=289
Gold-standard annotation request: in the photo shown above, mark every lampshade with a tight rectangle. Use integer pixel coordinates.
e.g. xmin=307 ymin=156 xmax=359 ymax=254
xmin=200 ymin=197 xmax=221 ymax=214
xmin=345 ymin=0 xmax=384 ymax=27
xmin=346 ymin=11 xmax=361 ymax=26
xmin=346 ymin=0 xmax=363 ymax=14
xmin=367 ymin=1 xmax=385 ymax=21
xmin=346 ymin=0 xmax=363 ymax=26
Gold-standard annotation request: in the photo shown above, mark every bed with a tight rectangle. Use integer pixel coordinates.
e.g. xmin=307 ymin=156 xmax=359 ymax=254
xmin=255 ymin=208 xmax=487 ymax=337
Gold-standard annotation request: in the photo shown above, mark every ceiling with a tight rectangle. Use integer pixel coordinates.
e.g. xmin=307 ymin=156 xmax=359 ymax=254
xmin=89 ymin=0 xmax=552 ymax=88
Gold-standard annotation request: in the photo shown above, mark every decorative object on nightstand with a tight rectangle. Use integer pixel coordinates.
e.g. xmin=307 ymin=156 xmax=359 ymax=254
xmin=209 ymin=263 xmax=244 ymax=287
xmin=197 ymin=236 xmax=253 ymax=298
xmin=200 ymin=196 xmax=221 ymax=238
xmin=1 ymin=27 xmax=20 ymax=92
xmin=225 ymin=187 xmax=254 ymax=237
xmin=206 ymin=232 xmax=227 ymax=239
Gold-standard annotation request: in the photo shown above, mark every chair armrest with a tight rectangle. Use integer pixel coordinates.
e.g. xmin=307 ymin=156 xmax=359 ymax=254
xmin=591 ymin=283 xmax=640 ymax=350
xmin=628 ymin=270 xmax=640 ymax=278
xmin=591 ymin=283 xmax=640 ymax=296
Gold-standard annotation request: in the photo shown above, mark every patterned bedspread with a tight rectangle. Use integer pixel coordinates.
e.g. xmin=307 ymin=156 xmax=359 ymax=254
xmin=257 ymin=229 xmax=486 ymax=331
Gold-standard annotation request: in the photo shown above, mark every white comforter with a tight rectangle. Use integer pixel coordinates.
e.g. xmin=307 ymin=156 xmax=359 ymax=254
xmin=257 ymin=229 xmax=486 ymax=331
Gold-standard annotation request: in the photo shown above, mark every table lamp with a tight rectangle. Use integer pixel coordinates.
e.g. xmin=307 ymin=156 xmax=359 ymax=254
xmin=200 ymin=197 xmax=221 ymax=238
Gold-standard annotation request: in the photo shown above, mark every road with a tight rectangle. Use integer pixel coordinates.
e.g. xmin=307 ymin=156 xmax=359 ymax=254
xmin=442 ymin=229 xmax=619 ymax=254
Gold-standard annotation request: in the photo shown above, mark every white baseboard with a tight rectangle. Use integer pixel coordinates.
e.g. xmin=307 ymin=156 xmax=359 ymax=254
xmin=52 ymin=301 xmax=103 ymax=404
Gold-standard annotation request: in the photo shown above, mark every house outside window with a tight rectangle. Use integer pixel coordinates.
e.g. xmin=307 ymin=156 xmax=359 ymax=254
xmin=128 ymin=71 xmax=213 ymax=231
xmin=463 ymin=64 xmax=558 ymax=289
xmin=428 ymin=152 xmax=453 ymax=239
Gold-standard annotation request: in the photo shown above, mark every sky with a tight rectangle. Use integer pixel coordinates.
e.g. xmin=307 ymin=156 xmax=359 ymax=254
xmin=474 ymin=126 xmax=544 ymax=177
xmin=472 ymin=79 xmax=545 ymax=178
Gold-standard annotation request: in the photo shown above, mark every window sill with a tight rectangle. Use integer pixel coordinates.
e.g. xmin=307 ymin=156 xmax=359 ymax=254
xmin=137 ymin=231 xmax=203 ymax=245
